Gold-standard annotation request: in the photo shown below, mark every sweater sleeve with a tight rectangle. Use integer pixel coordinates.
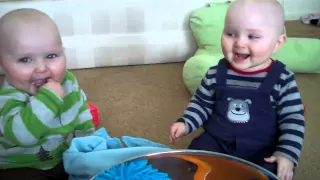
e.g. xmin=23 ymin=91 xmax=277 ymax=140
xmin=0 ymin=88 xmax=63 ymax=146
xmin=61 ymin=71 xmax=95 ymax=138
xmin=273 ymin=71 xmax=305 ymax=165
xmin=177 ymin=67 xmax=217 ymax=134
xmin=73 ymin=89 xmax=95 ymax=137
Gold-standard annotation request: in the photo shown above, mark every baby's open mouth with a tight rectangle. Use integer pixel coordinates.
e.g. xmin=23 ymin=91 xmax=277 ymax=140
xmin=234 ymin=53 xmax=250 ymax=62
xmin=32 ymin=78 xmax=49 ymax=88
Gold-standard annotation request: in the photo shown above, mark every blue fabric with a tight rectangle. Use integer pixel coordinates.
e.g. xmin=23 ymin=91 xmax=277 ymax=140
xmin=93 ymin=159 xmax=172 ymax=180
xmin=189 ymin=58 xmax=285 ymax=174
xmin=63 ymin=128 xmax=171 ymax=180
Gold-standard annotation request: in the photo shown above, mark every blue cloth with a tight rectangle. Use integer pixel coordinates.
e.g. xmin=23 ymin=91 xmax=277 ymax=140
xmin=63 ymin=128 xmax=171 ymax=180
xmin=188 ymin=59 xmax=285 ymax=174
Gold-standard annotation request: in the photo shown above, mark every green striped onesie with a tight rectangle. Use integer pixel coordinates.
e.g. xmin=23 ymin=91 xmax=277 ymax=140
xmin=0 ymin=71 xmax=95 ymax=169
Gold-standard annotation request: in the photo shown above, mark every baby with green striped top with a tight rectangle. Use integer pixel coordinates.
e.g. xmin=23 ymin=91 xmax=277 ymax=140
xmin=0 ymin=9 xmax=95 ymax=180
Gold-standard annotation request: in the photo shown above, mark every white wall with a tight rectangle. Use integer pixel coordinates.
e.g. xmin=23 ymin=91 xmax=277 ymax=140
xmin=284 ymin=0 xmax=320 ymax=20
xmin=212 ymin=0 xmax=320 ymax=20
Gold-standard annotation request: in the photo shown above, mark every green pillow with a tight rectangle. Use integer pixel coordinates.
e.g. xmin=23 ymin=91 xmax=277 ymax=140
xmin=273 ymin=38 xmax=320 ymax=73
xmin=183 ymin=2 xmax=320 ymax=94
xmin=190 ymin=2 xmax=229 ymax=56
xmin=183 ymin=54 xmax=223 ymax=94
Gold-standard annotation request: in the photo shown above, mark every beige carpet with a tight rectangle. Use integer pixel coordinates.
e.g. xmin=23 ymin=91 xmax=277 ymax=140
xmin=0 ymin=21 xmax=319 ymax=179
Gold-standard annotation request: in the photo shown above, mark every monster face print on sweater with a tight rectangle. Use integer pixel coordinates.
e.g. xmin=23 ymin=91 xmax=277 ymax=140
xmin=226 ymin=97 xmax=252 ymax=123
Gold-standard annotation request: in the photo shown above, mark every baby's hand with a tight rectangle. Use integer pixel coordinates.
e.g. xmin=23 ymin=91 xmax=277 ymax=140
xmin=43 ymin=78 xmax=65 ymax=98
xmin=265 ymin=156 xmax=294 ymax=180
xmin=170 ymin=122 xmax=186 ymax=144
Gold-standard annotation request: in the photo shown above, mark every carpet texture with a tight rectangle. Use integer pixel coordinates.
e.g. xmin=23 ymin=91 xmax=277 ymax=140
xmin=0 ymin=21 xmax=319 ymax=179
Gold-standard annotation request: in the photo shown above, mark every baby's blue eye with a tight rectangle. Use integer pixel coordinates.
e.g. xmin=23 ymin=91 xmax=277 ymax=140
xmin=46 ymin=54 xmax=57 ymax=59
xmin=248 ymin=35 xmax=259 ymax=39
xmin=226 ymin=32 xmax=234 ymax=37
xmin=18 ymin=57 xmax=31 ymax=63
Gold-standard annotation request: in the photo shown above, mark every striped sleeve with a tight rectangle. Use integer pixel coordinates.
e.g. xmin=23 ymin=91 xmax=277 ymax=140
xmin=73 ymin=88 xmax=95 ymax=137
xmin=273 ymin=71 xmax=305 ymax=165
xmin=0 ymin=88 xmax=63 ymax=146
xmin=177 ymin=67 xmax=217 ymax=134
xmin=63 ymin=72 xmax=95 ymax=137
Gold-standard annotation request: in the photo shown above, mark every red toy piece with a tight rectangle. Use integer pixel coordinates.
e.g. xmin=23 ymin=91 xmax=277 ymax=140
xmin=88 ymin=102 xmax=99 ymax=127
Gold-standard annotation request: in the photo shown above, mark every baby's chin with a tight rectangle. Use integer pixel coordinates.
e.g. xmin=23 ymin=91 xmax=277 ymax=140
xmin=7 ymin=81 xmax=42 ymax=96
xmin=227 ymin=58 xmax=252 ymax=70
xmin=26 ymin=85 xmax=41 ymax=96
xmin=231 ymin=63 xmax=253 ymax=71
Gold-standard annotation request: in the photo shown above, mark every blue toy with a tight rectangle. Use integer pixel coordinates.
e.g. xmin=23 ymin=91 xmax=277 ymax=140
xmin=93 ymin=159 xmax=171 ymax=180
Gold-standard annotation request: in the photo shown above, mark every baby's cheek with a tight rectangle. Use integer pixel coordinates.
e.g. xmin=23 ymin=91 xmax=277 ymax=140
xmin=251 ymin=44 xmax=273 ymax=58
xmin=9 ymin=67 xmax=33 ymax=84
xmin=222 ymin=38 xmax=233 ymax=52
xmin=48 ymin=57 xmax=66 ymax=82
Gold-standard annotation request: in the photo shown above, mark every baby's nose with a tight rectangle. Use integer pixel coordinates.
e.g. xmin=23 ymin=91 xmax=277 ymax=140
xmin=35 ymin=61 xmax=48 ymax=72
xmin=234 ymin=38 xmax=246 ymax=48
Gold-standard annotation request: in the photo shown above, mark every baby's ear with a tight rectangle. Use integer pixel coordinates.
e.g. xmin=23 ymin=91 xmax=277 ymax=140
xmin=272 ymin=33 xmax=287 ymax=53
xmin=245 ymin=99 xmax=252 ymax=105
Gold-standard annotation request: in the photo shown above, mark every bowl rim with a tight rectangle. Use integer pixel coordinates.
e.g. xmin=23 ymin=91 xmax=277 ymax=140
xmin=90 ymin=149 xmax=280 ymax=180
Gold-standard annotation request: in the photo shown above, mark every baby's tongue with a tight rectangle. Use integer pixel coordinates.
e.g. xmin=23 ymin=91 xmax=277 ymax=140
xmin=33 ymin=79 xmax=47 ymax=88
xmin=234 ymin=53 xmax=250 ymax=62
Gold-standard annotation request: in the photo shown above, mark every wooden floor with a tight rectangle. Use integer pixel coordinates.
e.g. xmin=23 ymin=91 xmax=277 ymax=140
xmin=285 ymin=20 xmax=319 ymax=38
